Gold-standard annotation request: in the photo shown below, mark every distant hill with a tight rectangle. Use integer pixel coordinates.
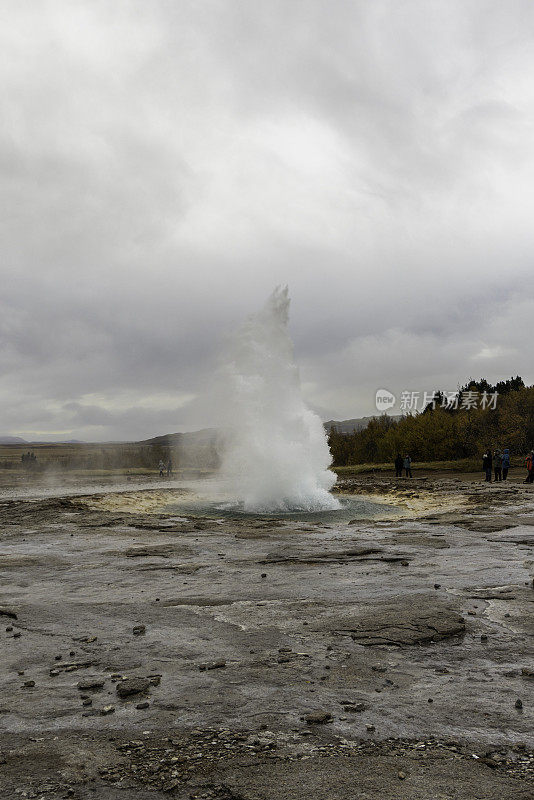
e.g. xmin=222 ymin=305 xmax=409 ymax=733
xmin=137 ymin=419 xmax=397 ymax=469
xmin=138 ymin=428 xmax=220 ymax=470
xmin=323 ymin=415 xmax=401 ymax=434
xmin=0 ymin=436 xmax=28 ymax=445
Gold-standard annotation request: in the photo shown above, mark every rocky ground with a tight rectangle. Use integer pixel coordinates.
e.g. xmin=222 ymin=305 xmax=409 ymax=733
xmin=0 ymin=474 xmax=533 ymax=799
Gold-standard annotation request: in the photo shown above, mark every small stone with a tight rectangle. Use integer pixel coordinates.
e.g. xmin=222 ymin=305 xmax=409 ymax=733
xmin=13 ymin=631 xmax=21 ymax=638
xmin=372 ymin=665 xmax=386 ymax=673
xmin=149 ymin=676 xmax=161 ymax=686
xmin=481 ymin=634 xmax=488 ymax=642
xmin=101 ymin=705 xmax=115 ymax=715
xmin=5 ymin=626 xmax=13 ymax=632
xmin=22 ymin=680 xmax=35 ymax=688
xmin=82 ymin=698 xmax=92 ymax=707
xmin=468 ymin=611 xmax=476 ymax=616
xmin=136 ymin=702 xmax=150 ymax=710
xmin=49 ymin=669 xmax=60 ymax=676
xmin=515 ymin=699 xmax=523 ymax=709
xmin=398 ymin=771 xmax=407 ymax=780
xmin=116 ymin=677 xmax=150 ymax=698
xmin=54 ymin=655 xmax=62 ymax=661
xmin=521 ymin=668 xmax=534 ymax=680
xmin=77 ymin=678 xmax=105 ymax=690
xmin=428 ymin=698 xmax=433 ymax=703
xmin=343 ymin=702 xmax=366 ymax=713
xmin=366 ymin=724 xmax=375 ymax=732
xmin=69 ymin=651 xmax=75 ymax=656
xmin=400 ymin=560 xmax=409 ymax=566
xmin=434 ymin=584 xmax=441 ymax=589
xmin=198 ymin=659 xmax=226 ymax=671
xmin=132 ymin=625 xmax=146 ymax=635
xmin=305 ymin=712 xmax=333 ymax=725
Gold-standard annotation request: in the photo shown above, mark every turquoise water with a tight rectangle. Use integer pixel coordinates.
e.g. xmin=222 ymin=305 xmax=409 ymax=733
xmin=164 ymin=493 xmax=403 ymax=523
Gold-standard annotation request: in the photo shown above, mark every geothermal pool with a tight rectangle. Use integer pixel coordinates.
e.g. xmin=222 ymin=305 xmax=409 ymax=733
xmin=163 ymin=489 xmax=403 ymax=523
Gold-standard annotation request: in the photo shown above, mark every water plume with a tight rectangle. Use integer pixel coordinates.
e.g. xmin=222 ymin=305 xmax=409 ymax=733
xmin=217 ymin=286 xmax=339 ymax=512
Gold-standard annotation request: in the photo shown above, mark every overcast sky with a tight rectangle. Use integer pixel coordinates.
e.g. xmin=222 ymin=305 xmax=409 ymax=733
xmin=2 ymin=0 xmax=534 ymax=441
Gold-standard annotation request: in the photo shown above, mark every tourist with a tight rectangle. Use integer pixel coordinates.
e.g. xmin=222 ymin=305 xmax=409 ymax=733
xmin=483 ymin=449 xmax=492 ymax=482
xmin=502 ymin=448 xmax=510 ymax=481
xmin=493 ymin=449 xmax=503 ymax=482
xmin=158 ymin=460 xmax=165 ymax=477
xmin=167 ymin=457 xmax=173 ymax=478
xmin=526 ymin=451 xmax=534 ymax=483
xmin=403 ymin=454 xmax=412 ymax=478
xmin=394 ymin=453 xmax=403 ymax=477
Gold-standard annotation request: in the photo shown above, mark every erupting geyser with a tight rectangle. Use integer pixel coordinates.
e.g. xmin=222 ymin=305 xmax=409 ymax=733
xmin=218 ymin=286 xmax=339 ymax=513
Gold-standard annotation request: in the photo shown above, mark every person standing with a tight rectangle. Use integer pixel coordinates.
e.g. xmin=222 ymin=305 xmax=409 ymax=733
xmin=493 ymin=449 xmax=503 ymax=482
xmin=394 ymin=453 xmax=403 ymax=477
xmin=483 ymin=449 xmax=492 ymax=482
xmin=502 ymin=448 xmax=510 ymax=481
xmin=166 ymin=457 xmax=173 ymax=478
xmin=526 ymin=451 xmax=534 ymax=483
xmin=158 ymin=460 xmax=165 ymax=477
xmin=403 ymin=454 xmax=412 ymax=478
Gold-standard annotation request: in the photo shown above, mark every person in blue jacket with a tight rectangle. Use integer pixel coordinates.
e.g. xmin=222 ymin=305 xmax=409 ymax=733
xmin=502 ymin=448 xmax=510 ymax=480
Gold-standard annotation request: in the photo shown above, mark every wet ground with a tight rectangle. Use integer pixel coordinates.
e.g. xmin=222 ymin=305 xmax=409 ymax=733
xmin=0 ymin=474 xmax=533 ymax=798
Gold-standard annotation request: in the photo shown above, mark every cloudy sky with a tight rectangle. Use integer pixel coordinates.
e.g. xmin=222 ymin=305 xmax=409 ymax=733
xmin=2 ymin=0 xmax=534 ymax=441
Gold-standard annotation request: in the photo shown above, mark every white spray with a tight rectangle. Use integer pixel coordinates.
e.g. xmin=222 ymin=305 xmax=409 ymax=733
xmin=217 ymin=286 xmax=339 ymax=512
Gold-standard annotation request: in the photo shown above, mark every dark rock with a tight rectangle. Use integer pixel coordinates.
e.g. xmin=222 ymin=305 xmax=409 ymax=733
xmin=304 ymin=712 xmax=333 ymax=725
xmin=13 ymin=631 xmax=21 ymax=638
xmin=0 ymin=607 xmax=17 ymax=620
xmin=330 ymin=595 xmax=466 ymax=646
xmin=136 ymin=701 xmax=150 ymax=710
xmin=132 ymin=625 xmax=146 ymax=635
xmin=515 ymin=699 xmax=523 ymax=709
xmin=100 ymin=705 xmax=115 ymax=715
xmin=22 ymin=680 xmax=35 ymax=688
xmin=343 ymin=702 xmax=366 ymax=713
xmin=198 ymin=659 xmax=226 ymax=671
xmin=116 ymin=677 xmax=150 ymax=698
xmin=82 ymin=698 xmax=92 ymax=707
xmin=77 ymin=678 xmax=105 ymax=690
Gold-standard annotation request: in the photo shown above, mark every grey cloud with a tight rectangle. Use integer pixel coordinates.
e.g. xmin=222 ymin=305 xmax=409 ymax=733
xmin=1 ymin=1 xmax=533 ymax=440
